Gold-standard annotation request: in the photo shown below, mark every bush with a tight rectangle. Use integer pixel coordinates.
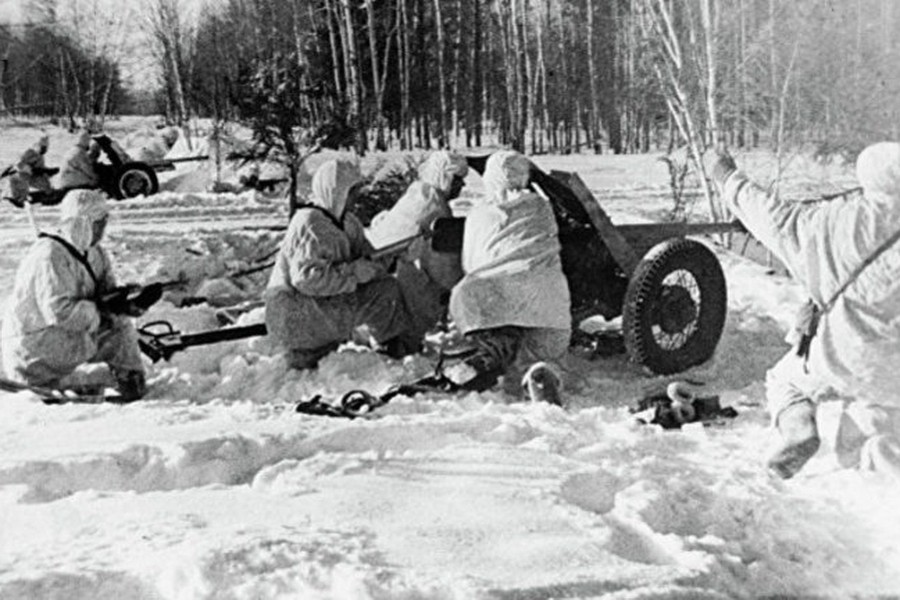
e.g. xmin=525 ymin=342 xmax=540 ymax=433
xmin=348 ymin=156 xmax=421 ymax=226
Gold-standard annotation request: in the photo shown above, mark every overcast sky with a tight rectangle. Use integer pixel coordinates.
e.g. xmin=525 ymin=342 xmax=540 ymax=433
xmin=0 ymin=0 xmax=21 ymax=22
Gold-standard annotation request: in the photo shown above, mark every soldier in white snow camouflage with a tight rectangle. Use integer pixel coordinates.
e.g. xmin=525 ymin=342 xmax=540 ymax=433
xmin=709 ymin=142 xmax=900 ymax=481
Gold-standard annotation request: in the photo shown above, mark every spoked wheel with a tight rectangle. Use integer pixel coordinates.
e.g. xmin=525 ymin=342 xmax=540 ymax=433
xmin=623 ymin=238 xmax=727 ymax=374
xmin=115 ymin=162 xmax=159 ymax=199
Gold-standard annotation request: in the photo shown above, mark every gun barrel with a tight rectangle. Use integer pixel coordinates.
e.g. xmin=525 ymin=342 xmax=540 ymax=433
xmin=139 ymin=321 xmax=267 ymax=362
xmin=147 ymin=155 xmax=210 ymax=167
xmin=178 ymin=323 xmax=268 ymax=348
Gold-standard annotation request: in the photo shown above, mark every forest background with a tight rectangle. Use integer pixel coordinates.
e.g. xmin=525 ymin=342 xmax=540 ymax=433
xmin=0 ymin=0 xmax=897 ymax=167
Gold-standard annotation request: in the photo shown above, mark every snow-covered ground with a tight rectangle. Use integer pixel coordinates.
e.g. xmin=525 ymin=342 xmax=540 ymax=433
xmin=0 ymin=120 xmax=897 ymax=599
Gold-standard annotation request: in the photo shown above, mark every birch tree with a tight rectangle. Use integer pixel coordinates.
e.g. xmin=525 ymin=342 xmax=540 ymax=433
xmin=145 ymin=0 xmax=191 ymax=126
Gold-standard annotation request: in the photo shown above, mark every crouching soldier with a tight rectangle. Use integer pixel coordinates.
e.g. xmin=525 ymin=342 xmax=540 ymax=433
xmin=1 ymin=190 xmax=147 ymax=400
xmin=58 ymin=131 xmax=101 ymax=191
xmin=707 ymin=142 xmax=900 ymax=480
xmin=264 ymin=158 xmax=420 ymax=369
xmin=445 ymin=150 xmax=572 ymax=404
xmin=368 ymin=150 xmax=469 ymax=339
xmin=3 ymin=133 xmax=58 ymax=208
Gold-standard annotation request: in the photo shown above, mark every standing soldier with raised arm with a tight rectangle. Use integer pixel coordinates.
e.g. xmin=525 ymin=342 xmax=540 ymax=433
xmin=707 ymin=143 xmax=900 ymax=480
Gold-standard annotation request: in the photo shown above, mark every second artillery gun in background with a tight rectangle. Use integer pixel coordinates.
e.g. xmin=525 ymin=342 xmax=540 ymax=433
xmin=2 ymin=134 xmax=209 ymax=206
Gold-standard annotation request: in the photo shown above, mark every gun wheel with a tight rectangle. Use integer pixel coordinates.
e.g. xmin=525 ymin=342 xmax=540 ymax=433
xmin=116 ymin=163 xmax=159 ymax=199
xmin=623 ymin=238 xmax=727 ymax=375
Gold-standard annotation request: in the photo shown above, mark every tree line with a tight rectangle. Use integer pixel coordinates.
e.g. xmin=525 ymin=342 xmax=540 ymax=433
xmin=164 ymin=0 xmax=900 ymax=159
xmin=0 ymin=0 xmax=132 ymax=129
xmin=1 ymin=0 xmax=898 ymax=159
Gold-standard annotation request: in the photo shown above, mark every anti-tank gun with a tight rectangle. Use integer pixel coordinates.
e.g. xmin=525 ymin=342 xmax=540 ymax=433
xmin=440 ymin=155 xmax=744 ymax=375
xmin=124 ymin=156 xmax=742 ymax=375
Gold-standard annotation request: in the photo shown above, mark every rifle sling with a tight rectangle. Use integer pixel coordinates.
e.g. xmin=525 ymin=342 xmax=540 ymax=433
xmin=297 ymin=203 xmax=344 ymax=230
xmin=797 ymin=225 xmax=900 ymax=361
xmin=820 ymin=226 xmax=900 ymax=314
xmin=39 ymin=232 xmax=100 ymax=289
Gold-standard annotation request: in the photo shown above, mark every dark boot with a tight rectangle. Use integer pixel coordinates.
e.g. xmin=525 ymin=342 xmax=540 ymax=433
xmin=5 ymin=196 xmax=24 ymax=209
xmin=113 ymin=369 xmax=147 ymax=403
xmin=380 ymin=335 xmax=422 ymax=359
xmin=444 ymin=326 xmax=522 ymax=391
xmin=521 ymin=362 xmax=563 ymax=407
xmin=288 ymin=343 xmax=339 ymax=370
xmin=767 ymin=399 xmax=820 ymax=479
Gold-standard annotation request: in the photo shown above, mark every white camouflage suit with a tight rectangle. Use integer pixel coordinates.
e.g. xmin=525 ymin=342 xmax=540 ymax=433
xmin=264 ymin=159 xmax=412 ymax=367
xmin=1 ymin=190 xmax=144 ymax=388
xmin=58 ymin=131 xmax=100 ymax=190
xmin=720 ymin=142 xmax=900 ymax=474
xmin=449 ymin=150 xmax=572 ymax=385
xmin=368 ymin=150 xmax=469 ymax=337
xmin=2 ymin=133 xmax=52 ymax=207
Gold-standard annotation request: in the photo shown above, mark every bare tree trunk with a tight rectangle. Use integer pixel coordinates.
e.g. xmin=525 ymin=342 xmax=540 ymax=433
xmin=58 ymin=53 xmax=70 ymax=127
xmin=624 ymin=0 xmax=638 ymax=152
xmin=497 ymin=0 xmax=515 ymax=149
xmin=98 ymin=63 xmax=116 ymax=120
xmin=555 ymin=0 xmax=572 ymax=152
xmin=64 ymin=51 xmax=83 ymax=127
xmin=486 ymin=4 xmax=498 ymax=142
xmin=521 ymin=0 xmax=537 ymax=154
xmin=769 ymin=0 xmax=778 ymax=143
xmin=398 ymin=0 xmax=412 ymax=148
xmin=509 ymin=0 xmax=525 ymax=151
xmin=773 ymin=40 xmax=799 ymax=196
xmin=295 ymin=1 xmax=317 ymax=123
xmin=323 ymin=0 xmax=344 ymax=99
xmin=365 ymin=0 xmax=385 ymax=149
xmin=432 ymin=0 xmax=448 ymax=147
xmin=585 ymin=0 xmax=600 ymax=152
xmin=337 ymin=0 xmax=365 ymax=153
xmin=333 ymin=0 xmax=353 ymax=107
xmin=700 ymin=0 xmax=719 ymax=146
xmin=535 ymin=3 xmax=549 ymax=153
xmin=737 ymin=0 xmax=746 ymax=147
xmin=471 ymin=0 xmax=483 ymax=146
xmin=451 ymin=0 xmax=464 ymax=143
xmin=148 ymin=0 xmax=190 ymax=126
xmin=415 ymin=0 xmax=430 ymax=146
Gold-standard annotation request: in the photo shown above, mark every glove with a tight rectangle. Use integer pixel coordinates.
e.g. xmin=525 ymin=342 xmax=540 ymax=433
xmin=703 ymin=148 xmax=737 ymax=187
xmin=130 ymin=282 xmax=164 ymax=311
xmin=352 ymin=258 xmax=384 ymax=284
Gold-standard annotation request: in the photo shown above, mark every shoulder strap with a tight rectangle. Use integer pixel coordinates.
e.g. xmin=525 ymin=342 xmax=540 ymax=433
xmin=821 ymin=226 xmax=900 ymax=313
xmin=297 ymin=203 xmax=344 ymax=230
xmin=38 ymin=232 xmax=99 ymax=287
